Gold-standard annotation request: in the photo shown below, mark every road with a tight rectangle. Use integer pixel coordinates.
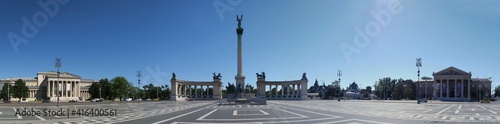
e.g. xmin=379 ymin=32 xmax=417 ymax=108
xmin=1 ymin=100 xmax=500 ymax=124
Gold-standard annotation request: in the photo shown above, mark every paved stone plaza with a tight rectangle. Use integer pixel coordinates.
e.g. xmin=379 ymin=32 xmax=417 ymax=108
xmin=2 ymin=100 xmax=500 ymax=124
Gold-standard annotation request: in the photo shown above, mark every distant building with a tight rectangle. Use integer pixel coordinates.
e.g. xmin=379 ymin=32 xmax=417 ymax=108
xmin=308 ymin=79 xmax=326 ymax=93
xmin=344 ymin=81 xmax=362 ymax=99
xmin=1 ymin=72 xmax=96 ymax=102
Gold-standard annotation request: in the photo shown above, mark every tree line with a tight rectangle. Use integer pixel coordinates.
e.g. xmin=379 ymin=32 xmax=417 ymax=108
xmin=1 ymin=79 xmax=29 ymax=102
xmin=373 ymin=77 xmax=417 ymax=100
xmin=88 ymin=76 xmax=171 ymax=100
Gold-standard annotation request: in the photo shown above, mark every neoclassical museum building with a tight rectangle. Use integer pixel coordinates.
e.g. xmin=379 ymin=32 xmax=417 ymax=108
xmin=416 ymin=67 xmax=492 ymax=101
xmin=0 ymin=71 xmax=96 ymax=102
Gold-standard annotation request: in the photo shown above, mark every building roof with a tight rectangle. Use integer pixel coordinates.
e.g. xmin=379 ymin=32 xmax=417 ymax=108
xmin=1 ymin=77 xmax=37 ymax=81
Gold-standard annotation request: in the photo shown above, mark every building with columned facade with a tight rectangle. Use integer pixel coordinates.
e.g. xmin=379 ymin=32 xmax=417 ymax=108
xmin=416 ymin=66 xmax=492 ymax=101
xmin=0 ymin=71 xmax=96 ymax=102
xmin=170 ymin=73 xmax=222 ymax=101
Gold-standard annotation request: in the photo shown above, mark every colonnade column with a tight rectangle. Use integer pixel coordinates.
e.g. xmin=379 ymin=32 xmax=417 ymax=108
xmin=268 ymin=85 xmax=271 ymax=96
xmin=295 ymin=84 xmax=298 ymax=97
xmin=200 ymin=85 xmax=203 ymax=97
xmin=184 ymin=85 xmax=187 ymax=97
xmin=195 ymin=85 xmax=198 ymax=98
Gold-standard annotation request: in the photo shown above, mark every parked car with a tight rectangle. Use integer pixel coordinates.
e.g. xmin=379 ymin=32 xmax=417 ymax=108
xmin=20 ymin=98 xmax=28 ymax=103
xmin=42 ymin=99 xmax=51 ymax=103
xmin=418 ymin=98 xmax=428 ymax=103
xmin=69 ymin=100 xmax=78 ymax=103
xmin=146 ymin=99 xmax=152 ymax=101
xmin=136 ymin=98 xmax=142 ymax=101
xmin=91 ymin=98 xmax=103 ymax=102
xmin=480 ymin=98 xmax=490 ymax=103
xmin=3 ymin=100 xmax=11 ymax=103
xmin=125 ymin=98 xmax=132 ymax=101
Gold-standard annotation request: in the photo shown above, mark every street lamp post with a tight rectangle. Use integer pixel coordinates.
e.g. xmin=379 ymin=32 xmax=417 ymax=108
xmin=7 ymin=79 xmax=10 ymax=102
xmin=416 ymin=58 xmax=422 ymax=102
xmin=55 ymin=58 xmax=62 ymax=106
xmin=137 ymin=71 xmax=141 ymax=103
xmin=337 ymin=70 xmax=342 ymax=98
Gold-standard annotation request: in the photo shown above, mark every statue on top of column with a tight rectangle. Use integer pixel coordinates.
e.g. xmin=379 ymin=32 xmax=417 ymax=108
xmin=302 ymin=72 xmax=307 ymax=80
xmin=213 ymin=72 xmax=222 ymax=79
xmin=236 ymin=15 xmax=243 ymax=29
xmin=171 ymin=72 xmax=176 ymax=80
xmin=256 ymin=71 xmax=266 ymax=79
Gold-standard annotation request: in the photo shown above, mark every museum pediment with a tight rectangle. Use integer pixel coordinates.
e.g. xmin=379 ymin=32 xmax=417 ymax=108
xmin=39 ymin=72 xmax=81 ymax=79
xmin=433 ymin=66 xmax=471 ymax=76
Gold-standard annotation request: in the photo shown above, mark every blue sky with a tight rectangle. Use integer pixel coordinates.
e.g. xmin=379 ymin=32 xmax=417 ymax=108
xmin=1 ymin=0 xmax=499 ymax=92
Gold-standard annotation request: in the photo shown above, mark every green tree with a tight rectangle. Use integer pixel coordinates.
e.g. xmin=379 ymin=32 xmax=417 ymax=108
xmin=374 ymin=77 xmax=397 ymax=99
xmin=144 ymin=83 xmax=162 ymax=99
xmin=99 ymin=78 xmax=113 ymax=100
xmin=111 ymin=76 xmax=132 ymax=100
xmin=363 ymin=86 xmax=372 ymax=99
xmin=494 ymin=85 xmax=500 ymax=97
xmin=13 ymin=79 xmax=29 ymax=102
xmin=89 ymin=78 xmax=114 ymax=100
xmin=160 ymin=84 xmax=171 ymax=100
xmin=1 ymin=81 xmax=14 ymax=101
xmin=88 ymin=82 xmax=101 ymax=99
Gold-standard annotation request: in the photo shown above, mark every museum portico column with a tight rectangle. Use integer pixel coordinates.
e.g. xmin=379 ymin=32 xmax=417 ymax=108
xmin=76 ymin=81 xmax=79 ymax=97
xmin=446 ymin=79 xmax=451 ymax=98
xmin=468 ymin=79 xmax=471 ymax=100
xmin=455 ymin=79 xmax=458 ymax=98
xmin=461 ymin=79 xmax=464 ymax=98
xmin=47 ymin=81 xmax=51 ymax=97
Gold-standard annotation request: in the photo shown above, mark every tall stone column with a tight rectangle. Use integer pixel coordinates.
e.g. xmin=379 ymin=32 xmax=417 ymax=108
xmin=235 ymin=15 xmax=246 ymax=98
